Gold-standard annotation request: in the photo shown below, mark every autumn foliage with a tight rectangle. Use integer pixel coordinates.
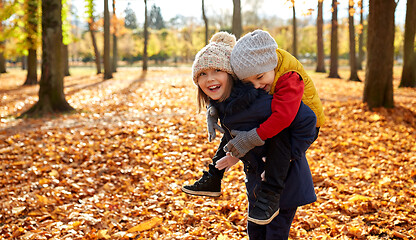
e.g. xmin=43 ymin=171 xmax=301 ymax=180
xmin=0 ymin=67 xmax=415 ymax=239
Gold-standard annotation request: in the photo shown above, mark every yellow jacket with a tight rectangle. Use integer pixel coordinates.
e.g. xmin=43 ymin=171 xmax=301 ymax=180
xmin=270 ymin=49 xmax=325 ymax=127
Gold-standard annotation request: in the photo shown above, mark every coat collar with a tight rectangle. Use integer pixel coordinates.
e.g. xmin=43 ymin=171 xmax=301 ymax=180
xmin=212 ymin=81 xmax=260 ymax=115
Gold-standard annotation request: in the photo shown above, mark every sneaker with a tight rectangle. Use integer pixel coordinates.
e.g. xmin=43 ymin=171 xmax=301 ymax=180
xmin=247 ymin=188 xmax=280 ymax=225
xmin=181 ymin=171 xmax=221 ymax=197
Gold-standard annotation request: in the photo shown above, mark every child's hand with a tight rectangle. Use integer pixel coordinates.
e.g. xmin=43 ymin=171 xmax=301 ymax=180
xmin=215 ymin=152 xmax=239 ymax=171
xmin=261 ymin=171 xmax=266 ymax=181
xmin=207 ymin=106 xmax=224 ymax=142
xmin=223 ymin=128 xmax=265 ymax=158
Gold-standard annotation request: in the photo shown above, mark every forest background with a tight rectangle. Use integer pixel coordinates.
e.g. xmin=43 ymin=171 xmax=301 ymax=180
xmin=0 ymin=0 xmax=409 ymax=68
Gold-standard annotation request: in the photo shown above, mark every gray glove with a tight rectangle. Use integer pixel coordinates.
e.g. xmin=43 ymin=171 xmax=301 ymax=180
xmin=223 ymin=128 xmax=265 ymax=158
xmin=206 ymin=105 xmax=224 ymax=142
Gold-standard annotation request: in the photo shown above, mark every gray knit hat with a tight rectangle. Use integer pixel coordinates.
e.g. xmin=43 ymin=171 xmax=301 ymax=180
xmin=192 ymin=32 xmax=236 ymax=85
xmin=231 ymin=30 xmax=278 ymax=80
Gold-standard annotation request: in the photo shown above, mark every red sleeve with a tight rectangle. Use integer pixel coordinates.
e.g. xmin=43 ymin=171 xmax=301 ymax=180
xmin=256 ymin=72 xmax=304 ymax=140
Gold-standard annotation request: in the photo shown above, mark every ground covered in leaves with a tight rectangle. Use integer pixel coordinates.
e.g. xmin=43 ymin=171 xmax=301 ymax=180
xmin=0 ymin=66 xmax=415 ymax=239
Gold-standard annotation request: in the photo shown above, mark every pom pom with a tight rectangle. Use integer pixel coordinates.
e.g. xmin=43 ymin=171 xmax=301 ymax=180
xmin=209 ymin=32 xmax=236 ymax=47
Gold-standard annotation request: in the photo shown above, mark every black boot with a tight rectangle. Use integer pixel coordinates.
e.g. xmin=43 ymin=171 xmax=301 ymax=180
xmin=181 ymin=169 xmax=222 ymax=197
xmin=247 ymin=188 xmax=280 ymax=225
xmin=182 ymin=143 xmax=226 ymax=197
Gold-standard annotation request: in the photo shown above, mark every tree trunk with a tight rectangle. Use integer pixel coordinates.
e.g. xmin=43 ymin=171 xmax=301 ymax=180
xmin=112 ymin=34 xmax=117 ymax=73
xmin=21 ymin=0 xmax=74 ymax=117
xmin=0 ymin=2 xmax=5 ymax=74
xmin=399 ymin=0 xmax=416 ymax=88
xmin=143 ymin=0 xmax=148 ymax=71
xmin=202 ymin=0 xmax=208 ymax=45
xmin=89 ymin=22 xmax=101 ymax=74
xmin=112 ymin=0 xmax=117 ymax=73
xmin=22 ymin=56 xmax=27 ymax=70
xmin=364 ymin=0 xmax=396 ymax=109
xmin=357 ymin=0 xmax=364 ymax=70
xmin=316 ymin=0 xmax=325 ymax=73
xmin=24 ymin=49 xmax=38 ymax=85
xmin=0 ymin=42 xmax=6 ymax=73
xmin=63 ymin=44 xmax=70 ymax=76
xmin=103 ymin=0 xmax=112 ymax=79
xmin=348 ymin=1 xmax=360 ymax=82
xmin=292 ymin=3 xmax=297 ymax=59
xmin=232 ymin=0 xmax=242 ymax=39
xmin=24 ymin=0 xmax=38 ymax=84
xmin=328 ymin=0 xmax=340 ymax=78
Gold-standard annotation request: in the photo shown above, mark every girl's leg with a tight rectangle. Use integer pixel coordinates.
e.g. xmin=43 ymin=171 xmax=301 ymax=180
xmin=181 ymin=140 xmax=226 ymax=197
xmin=247 ymin=221 xmax=266 ymax=240
xmin=246 ymin=171 xmax=267 ymax=240
xmin=247 ymin=207 xmax=298 ymax=240
xmin=265 ymin=207 xmax=298 ymax=240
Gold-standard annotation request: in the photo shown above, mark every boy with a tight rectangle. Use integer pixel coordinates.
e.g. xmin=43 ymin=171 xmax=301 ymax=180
xmin=224 ymin=29 xmax=324 ymax=224
xmin=183 ymin=30 xmax=324 ymax=225
xmin=225 ymin=29 xmax=325 ymax=158
xmin=227 ymin=29 xmax=324 ymax=224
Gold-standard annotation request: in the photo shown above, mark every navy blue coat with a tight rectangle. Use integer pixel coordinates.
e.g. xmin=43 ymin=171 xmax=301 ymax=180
xmin=212 ymin=81 xmax=317 ymax=209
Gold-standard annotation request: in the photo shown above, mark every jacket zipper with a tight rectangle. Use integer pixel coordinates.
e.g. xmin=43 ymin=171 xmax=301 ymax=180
xmin=221 ymin=112 xmax=234 ymax=140
xmin=222 ymin=112 xmax=252 ymax=173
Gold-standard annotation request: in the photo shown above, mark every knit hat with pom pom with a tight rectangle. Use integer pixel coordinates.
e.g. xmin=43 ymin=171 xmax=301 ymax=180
xmin=192 ymin=32 xmax=236 ymax=85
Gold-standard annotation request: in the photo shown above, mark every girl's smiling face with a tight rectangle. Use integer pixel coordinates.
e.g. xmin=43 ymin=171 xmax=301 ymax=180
xmin=197 ymin=69 xmax=230 ymax=100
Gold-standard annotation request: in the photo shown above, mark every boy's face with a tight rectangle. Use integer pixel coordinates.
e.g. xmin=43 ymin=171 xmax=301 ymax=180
xmin=198 ymin=69 xmax=229 ymax=100
xmin=243 ymin=70 xmax=275 ymax=92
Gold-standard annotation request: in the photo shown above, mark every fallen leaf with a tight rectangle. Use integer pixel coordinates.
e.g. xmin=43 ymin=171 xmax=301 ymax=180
xmin=127 ymin=217 xmax=163 ymax=233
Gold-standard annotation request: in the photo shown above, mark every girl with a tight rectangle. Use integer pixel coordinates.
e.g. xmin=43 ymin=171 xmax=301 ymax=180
xmin=182 ymin=32 xmax=317 ymax=238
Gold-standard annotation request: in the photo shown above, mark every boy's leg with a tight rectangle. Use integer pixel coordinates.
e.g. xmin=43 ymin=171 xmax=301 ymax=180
xmin=248 ymin=128 xmax=292 ymax=225
xmin=181 ymin=140 xmax=226 ymax=197
xmin=263 ymin=128 xmax=292 ymax=193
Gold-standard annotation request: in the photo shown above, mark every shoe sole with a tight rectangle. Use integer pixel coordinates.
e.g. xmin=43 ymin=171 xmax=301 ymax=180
xmin=181 ymin=186 xmax=221 ymax=197
xmin=247 ymin=209 xmax=280 ymax=225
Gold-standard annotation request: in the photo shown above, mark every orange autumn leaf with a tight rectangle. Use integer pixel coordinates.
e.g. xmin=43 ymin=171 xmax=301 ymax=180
xmin=127 ymin=217 xmax=163 ymax=233
xmin=1 ymin=67 xmax=415 ymax=239
xmin=348 ymin=194 xmax=370 ymax=203
xmin=35 ymin=194 xmax=49 ymax=205
xmin=97 ymin=229 xmax=111 ymax=239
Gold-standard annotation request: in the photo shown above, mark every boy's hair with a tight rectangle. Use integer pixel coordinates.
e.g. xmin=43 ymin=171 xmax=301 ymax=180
xmin=231 ymin=29 xmax=278 ymax=80
xmin=197 ymin=74 xmax=235 ymax=112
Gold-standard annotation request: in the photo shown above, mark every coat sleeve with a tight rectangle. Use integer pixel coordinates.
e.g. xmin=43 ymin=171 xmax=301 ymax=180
xmin=290 ymin=102 xmax=317 ymax=160
xmin=256 ymin=72 xmax=304 ymax=141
